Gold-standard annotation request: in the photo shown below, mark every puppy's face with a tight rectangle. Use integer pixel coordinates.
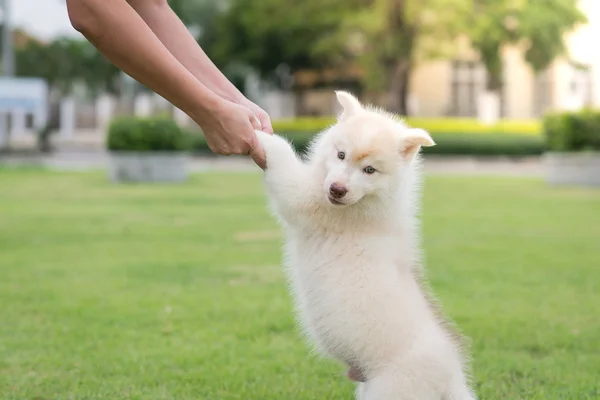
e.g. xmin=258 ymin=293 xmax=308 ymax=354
xmin=319 ymin=92 xmax=435 ymax=207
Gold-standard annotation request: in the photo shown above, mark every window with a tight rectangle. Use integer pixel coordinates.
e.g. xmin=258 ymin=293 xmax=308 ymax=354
xmin=450 ymin=60 xmax=504 ymax=117
xmin=571 ymin=64 xmax=593 ymax=107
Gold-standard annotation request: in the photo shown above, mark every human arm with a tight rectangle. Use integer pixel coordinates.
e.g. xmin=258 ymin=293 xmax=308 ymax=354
xmin=66 ymin=0 xmax=267 ymax=168
xmin=126 ymin=0 xmax=272 ymax=133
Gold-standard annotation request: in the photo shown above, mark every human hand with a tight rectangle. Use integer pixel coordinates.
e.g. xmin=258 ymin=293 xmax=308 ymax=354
xmin=239 ymin=99 xmax=273 ymax=134
xmin=194 ymin=98 xmax=268 ymax=169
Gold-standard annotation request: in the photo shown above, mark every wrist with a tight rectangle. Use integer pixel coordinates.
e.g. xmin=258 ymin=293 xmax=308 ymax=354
xmin=185 ymin=83 xmax=225 ymax=122
xmin=214 ymin=84 xmax=245 ymax=105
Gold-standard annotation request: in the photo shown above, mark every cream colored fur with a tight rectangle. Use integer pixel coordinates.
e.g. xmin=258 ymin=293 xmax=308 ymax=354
xmin=255 ymin=91 xmax=476 ymax=400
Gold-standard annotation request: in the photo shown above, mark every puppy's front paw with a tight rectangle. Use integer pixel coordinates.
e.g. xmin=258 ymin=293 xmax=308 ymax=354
xmin=254 ymin=130 xmax=297 ymax=169
xmin=254 ymin=129 xmax=273 ymax=148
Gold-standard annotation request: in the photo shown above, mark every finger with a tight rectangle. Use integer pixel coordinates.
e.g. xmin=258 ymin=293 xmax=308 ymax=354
xmin=250 ymin=115 xmax=262 ymax=131
xmin=248 ymin=131 xmax=267 ymax=170
xmin=259 ymin=114 xmax=274 ymax=134
xmin=250 ymin=145 xmax=267 ymax=170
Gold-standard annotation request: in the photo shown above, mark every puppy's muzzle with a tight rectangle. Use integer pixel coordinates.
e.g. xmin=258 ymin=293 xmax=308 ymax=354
xmin=329 ymin=183 xmax=348 ymax=199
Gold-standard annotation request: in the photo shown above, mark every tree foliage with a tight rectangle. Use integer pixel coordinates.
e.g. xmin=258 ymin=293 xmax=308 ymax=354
xmin=199 ymin=0 xmax=466 ymax=114
xmin=16 ymin=37 xmax=121 ymax=96
xmin=200 ymin=0 xmax=354 ymax=80
xmin=322 ymin=0 xmax=467 ymax=113
xmin=520 ymin=0 xmax=587 ymax=74
xmin=469 ymin=0 xmax=586 ymax=91
xmin=169 ymin=0 xmax=222 ymax=39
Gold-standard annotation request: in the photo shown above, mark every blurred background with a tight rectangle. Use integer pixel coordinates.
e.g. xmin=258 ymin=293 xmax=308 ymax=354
xmin=0 ymin=1 xmax=599 ymax=399
xmin=0 ymin=0 xmax=597 ymax=157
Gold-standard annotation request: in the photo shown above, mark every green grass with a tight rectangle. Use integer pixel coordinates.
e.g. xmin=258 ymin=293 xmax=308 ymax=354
xmin=1 ymin=169 xmax=599 ymax=399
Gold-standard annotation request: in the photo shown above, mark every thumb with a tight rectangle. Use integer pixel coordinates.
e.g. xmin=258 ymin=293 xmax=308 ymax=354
xmin=248 ymin=131 xmax=267 ymax=170
xmin=258 ymin=113 xmax=273 ymax=134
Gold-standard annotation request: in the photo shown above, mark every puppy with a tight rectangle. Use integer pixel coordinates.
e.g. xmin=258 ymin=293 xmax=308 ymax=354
xmin=255 ymin=91 xmax=476 ymax=400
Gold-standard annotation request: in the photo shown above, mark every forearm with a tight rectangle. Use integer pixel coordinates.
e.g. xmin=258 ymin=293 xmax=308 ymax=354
xmin=127 ymin=0 xmax=245 ymax=103
xmin=66 ymin=0 xmax=221 ymax=121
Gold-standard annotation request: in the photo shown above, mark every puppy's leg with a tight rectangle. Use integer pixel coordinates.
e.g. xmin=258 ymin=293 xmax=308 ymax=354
xmin=355 ymin=383 xmax=366 ymax=400
xmin=255 ymin=130 xmax=315 ymax=220
xmin=357 ymin=369 xmax=441 ymax=400
xmin=255 ymin=130 xmax=299 ymax=169
xmin=443 ymin=381 xmax=477 ymax=400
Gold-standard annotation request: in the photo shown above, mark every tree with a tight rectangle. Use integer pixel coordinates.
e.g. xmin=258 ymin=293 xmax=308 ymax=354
xmin=520 ymin=0 xmax=587 ymax=75
xmin=468 ymin=0 xmax=586 ymax=119
xmin=16 ymin=37 xmax=121 ymax=151
xmin=319 ymin=0 xmax=467 ymax=115
xmin=201 ymin=0 xmax=351 ymax=81
xmin=169 ymin=0 xmax=222 ymax=36
xmin=200 ymin=0 xmax=466 ymax=115
xmin=16 ymin=37 xmax=121 ymax=96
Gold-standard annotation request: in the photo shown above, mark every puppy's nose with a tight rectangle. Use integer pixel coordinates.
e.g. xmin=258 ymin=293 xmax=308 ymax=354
xmin=329 ymin=183 xmax=348 ymax=199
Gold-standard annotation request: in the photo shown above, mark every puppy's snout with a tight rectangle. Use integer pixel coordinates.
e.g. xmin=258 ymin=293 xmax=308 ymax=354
xmin=329 ymin=183 xmax=348 ymax=199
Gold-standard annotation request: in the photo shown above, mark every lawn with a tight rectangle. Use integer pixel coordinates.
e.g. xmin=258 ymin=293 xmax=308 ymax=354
xmin=1 ymin=168 xmax=599 ymax=400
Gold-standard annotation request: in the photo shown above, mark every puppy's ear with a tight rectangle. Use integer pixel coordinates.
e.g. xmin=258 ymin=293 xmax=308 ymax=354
xmin=401 ymin=128 xmax=435 ymax=159
xmin=335 ymin=91 xmax=363 ymax=120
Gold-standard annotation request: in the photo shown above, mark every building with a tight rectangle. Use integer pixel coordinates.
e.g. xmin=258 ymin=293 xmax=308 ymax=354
xmin=408 ymin=0 xmax=599 ymax=119
xmin=290 ymin=0 xmax=598 ymax=120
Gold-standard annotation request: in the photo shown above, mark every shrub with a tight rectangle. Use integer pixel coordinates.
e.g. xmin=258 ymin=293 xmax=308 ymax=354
xmin=272 ymin=117 xmax=543 ymax=156
xmin=272 ymin=117 xmax=541 ymax=136
xmin=423 ymin=133 xmax=543 ymax=156
xmin=543 ymin=110 xmax=600 ymax=152
xmin=190 ymin=129 xmax=543 ymax=156
xmin=107 ymin=116 xmax=190 ymax=152
xmin=273 ymin=118 xmax=337 ymax=133
xmin=189 ymin=117 xmax=544 ymax=157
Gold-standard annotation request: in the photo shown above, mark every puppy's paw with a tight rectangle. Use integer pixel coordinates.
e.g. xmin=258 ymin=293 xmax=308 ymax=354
xmin=255 ymin=130 xmax=297 ymax=169
xmin=254 ymin=129 xmax=273 ymax=148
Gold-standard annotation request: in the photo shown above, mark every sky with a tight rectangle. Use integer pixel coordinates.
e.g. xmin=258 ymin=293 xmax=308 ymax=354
xmin=10 ymin=0 xmax=80 ymax=40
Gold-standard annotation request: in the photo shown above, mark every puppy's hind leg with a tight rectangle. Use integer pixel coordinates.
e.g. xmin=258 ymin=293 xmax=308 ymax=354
xmin=442 ymin=381 xmax=477 ymax=400
xmin=355 ymin=383 xmax=367 ymax=400
xmin=357 ymin=370 xmax=441 ymax=400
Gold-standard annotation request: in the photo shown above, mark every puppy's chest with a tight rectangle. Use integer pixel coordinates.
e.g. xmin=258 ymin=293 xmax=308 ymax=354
xmin=285 ymin=232 xmax=403 ymax=301
xmin=284 ymin=231 xmax=408 ymax=361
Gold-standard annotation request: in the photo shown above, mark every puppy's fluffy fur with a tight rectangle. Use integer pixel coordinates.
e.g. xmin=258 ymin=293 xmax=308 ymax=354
xmin=255 ymin=91 xmax=476 ymax=400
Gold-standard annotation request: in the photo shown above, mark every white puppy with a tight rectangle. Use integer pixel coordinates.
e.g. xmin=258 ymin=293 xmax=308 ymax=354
xmin=255 ymin=91 xmax=476 ymax=400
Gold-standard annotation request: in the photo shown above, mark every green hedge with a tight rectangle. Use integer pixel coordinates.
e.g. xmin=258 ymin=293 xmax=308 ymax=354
xmin=423 ymin=133 xmax=543 ymax=156
xmin=272 ymin=117 xmax=541 ymax=136
xmin=107 ymin=116 xmax=544 ymax=156
xmin=107 ymin=116 xmax=191 ymax=152
xmin=190 ymin=130 xmax=543 ymax=156
xmin=543 ymin=110 xmax=600 ymax=152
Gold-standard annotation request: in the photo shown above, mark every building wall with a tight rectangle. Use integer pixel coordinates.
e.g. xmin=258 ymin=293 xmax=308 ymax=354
xmin=292 ymin=0 xmax=597 ymax=120
xmin=410 ymin=47 xmax=537 ymax=119
xmin=502 ymin=47 xmax=535 ymax=119
xmin=409 ymin=0 xmax=598 ymax=119
xmin=410 ymin=61 xmax=452 ymax=117
xmin=553 ymin=0 xmax=600 ymax=110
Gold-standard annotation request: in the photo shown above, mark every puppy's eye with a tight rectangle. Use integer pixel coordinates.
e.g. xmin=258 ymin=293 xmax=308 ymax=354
xmin=337 ymin=151 xmax=345 ymax=160
xmin=364 ymin=166 xmax=376 ymax=174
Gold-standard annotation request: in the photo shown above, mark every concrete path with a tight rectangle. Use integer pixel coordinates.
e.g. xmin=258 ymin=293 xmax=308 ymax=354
xmin=1 ymin=149 xmax=544 ymax=177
